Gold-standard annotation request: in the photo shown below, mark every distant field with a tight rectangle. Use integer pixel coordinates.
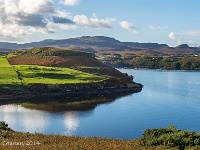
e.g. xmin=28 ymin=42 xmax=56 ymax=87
xmin=0 ymin=56 xmax=21 ymax=84
xmin=13 ymin=65 xmax=106 ymax=85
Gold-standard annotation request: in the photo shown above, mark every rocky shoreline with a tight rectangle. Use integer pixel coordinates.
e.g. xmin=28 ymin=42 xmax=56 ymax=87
xmin=0 ymin=85 xmax=142 ymax=101
xmin=0 ymin=83 xmax=143 ymax=104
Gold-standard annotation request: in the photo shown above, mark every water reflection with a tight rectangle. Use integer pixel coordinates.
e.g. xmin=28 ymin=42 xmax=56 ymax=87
xmin=1 ymin=105 xmax=49 ymax=133
xmin=2 ymin=105 xmax=22 ymax=130
xmin=64 ymin=112 xmax=79 ymax=135
xmin=13 ymin=93 xmax=135 ymax=112
xmin=0 ymin=104 xmax=83 ymax=135
xmin=0 ymin=93 xmax=135 ymax=135
xmin=22 ymin=109 xmax=48 ymax=133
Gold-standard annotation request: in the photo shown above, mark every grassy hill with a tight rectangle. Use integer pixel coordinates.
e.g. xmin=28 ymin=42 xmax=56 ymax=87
xmin=7 ymin=47 xmax=135 ymax=84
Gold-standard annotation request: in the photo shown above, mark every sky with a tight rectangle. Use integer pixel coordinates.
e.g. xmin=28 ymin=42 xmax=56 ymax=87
xmin=0 ymin=0 xmax=200 ymax=47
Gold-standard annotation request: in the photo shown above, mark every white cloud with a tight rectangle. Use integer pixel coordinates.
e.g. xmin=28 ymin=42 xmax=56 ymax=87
xmin=73 ymin=14 xmax=115 ymax=29
xmin=120 ymin=21 xmax=138 ymax=34
xmin=149 ymin=25 xmax=168 ymax=30
xmin=183 ymin=30 xmax=200 ymax=36
xmin=168 ymin=32 xmax=183 ymax=44
xmin=19 ymin=0 xmax=55 ymax=14
xmin=73 ymin=14 xmax=89 ymax=26
xmin=61 ymin=0 xmax=80 ymax=6
xmin=120 ymin=21 xmax=134 ymax=30
xmin=168 ymin=32 xmax=198 ymax=46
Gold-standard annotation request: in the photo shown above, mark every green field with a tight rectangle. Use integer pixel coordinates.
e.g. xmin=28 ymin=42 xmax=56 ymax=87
xmin=14 ymin=65 xmax=106 ymax=84
xmin=0 ymin=56 xmax=106 ymax=86
xmin=0 ymin=56 xmax=21 ymax=84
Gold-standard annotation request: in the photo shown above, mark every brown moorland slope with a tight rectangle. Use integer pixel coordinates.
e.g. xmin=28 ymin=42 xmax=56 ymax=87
xmin=8 ymin=47 xmax=106 ymax=67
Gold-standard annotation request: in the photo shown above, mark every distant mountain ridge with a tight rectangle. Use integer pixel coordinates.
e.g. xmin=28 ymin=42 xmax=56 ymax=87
xmin=0 ymin=36 xmax=199 ymax=56
xmin=0 ymin=36 xmax=168 ymax=49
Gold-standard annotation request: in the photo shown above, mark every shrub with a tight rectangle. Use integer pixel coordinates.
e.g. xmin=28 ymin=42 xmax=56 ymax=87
xmin=140 ymin=126 xmax=200 ymax=150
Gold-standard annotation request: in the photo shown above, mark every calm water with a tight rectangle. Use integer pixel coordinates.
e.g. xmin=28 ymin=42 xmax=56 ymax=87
xmin=0 ymin=69 xmax=200 ymax=139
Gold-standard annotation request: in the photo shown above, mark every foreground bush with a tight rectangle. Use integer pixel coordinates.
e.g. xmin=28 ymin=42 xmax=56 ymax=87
xmin=0 ymin=122 xmax=10 ymax=130
xmin=140 ymin=126 xmax=200 ymax=150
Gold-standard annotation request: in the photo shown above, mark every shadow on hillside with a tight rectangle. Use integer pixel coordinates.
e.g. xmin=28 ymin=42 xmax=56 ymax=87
xmin=36 ymin=73 xmax=75 ymax=79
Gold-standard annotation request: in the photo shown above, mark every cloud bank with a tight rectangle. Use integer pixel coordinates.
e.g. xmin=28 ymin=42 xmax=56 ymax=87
xmin=0 ymin=0 xmax=115 ymax=42
xmin=0 ymin=0 xmax=77 ymax=41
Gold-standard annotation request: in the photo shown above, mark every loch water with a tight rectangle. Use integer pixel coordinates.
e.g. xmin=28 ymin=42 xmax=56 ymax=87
xmin=0 ymin=69 xmax=200 ymax=139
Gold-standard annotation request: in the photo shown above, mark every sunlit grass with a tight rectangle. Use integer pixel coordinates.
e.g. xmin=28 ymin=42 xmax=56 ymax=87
xmin=0 ymin=56 xmax=106 ymax=86
xmin=14 ymin=65 xmax=107 ymax=85
xmin=0 ymin=57 xmax=21 ymax=84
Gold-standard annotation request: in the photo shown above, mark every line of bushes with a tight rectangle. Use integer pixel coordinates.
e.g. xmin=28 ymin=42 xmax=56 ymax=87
xmin=101 ymin=54 xmax=200 ymax=70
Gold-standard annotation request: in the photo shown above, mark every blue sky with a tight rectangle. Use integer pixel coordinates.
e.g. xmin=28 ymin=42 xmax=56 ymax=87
xmin=0 ymin=0 xmax=200 ymax=46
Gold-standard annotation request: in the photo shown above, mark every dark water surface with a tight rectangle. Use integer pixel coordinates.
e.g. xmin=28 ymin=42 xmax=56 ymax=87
xmin=0 ymin=69 xmax=200 ymax=139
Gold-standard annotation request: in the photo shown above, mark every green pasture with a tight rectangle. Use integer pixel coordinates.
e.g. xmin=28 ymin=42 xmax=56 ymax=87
xmin=0 ymin=55 xmax=106 ymax=85
xmin=14 ymin=65 xmax=106 ymax=84
xmin=0 ymin=56 xmax=21 ymax=84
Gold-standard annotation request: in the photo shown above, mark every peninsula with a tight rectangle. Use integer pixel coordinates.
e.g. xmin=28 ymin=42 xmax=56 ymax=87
xmin=0 ymin=47 xmax=142 ymax=102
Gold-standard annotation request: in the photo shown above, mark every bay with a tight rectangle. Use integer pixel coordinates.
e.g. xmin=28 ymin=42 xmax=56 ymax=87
xmin=0 ymin=69 xmax=200 ymax=139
